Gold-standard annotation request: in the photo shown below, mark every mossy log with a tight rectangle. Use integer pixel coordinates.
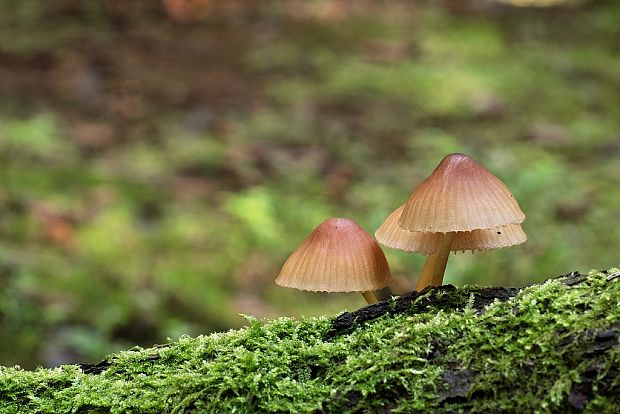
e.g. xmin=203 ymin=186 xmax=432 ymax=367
xmin=1 ymin=269 xmax=619 ymax=413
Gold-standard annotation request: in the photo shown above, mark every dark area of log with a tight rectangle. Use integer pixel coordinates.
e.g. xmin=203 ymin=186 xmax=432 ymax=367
xmin=327 ymin=285 xmax=522 ymax=340
xmin=78 ymin=359 xmax=111 ymax=375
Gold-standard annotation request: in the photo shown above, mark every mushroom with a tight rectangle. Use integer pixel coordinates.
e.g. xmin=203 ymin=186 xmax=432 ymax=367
xmin=376 ymin=204 xmax=526 ymax=290
xmin=388 ymin=153 xmax=525 ymax=290
xmin=276 ymin=218 xmax=392 ymax=304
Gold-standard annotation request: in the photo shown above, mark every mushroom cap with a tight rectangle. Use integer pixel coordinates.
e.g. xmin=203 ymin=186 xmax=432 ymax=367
xmin=276 ymin=218 xmax=392 ymax=292
xmin=377 ymin=204 xmax=527 ymax=254
xmin=399 ymin=153 xmax=525 ymax=233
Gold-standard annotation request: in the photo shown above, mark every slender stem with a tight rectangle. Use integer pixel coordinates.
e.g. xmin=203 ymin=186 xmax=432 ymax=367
xmin=431 ymin=232 xmax=456 ymax=287
xmin=361 ymin=291 xmax=378 ymax=305
xmin=416 ymin=252 xmax=438 ymax=291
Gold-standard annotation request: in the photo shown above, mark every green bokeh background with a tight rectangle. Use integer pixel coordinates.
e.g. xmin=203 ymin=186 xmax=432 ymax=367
xmin=0 ymin=0 xmax=618 ymax=368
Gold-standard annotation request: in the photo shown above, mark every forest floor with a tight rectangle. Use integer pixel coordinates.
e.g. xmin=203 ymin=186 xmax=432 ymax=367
xmin=0 ymin=0 xmax=619 ymax=367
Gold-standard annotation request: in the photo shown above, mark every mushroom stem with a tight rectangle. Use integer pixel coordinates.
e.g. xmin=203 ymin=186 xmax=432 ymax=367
xmin=416 ymin=252 xmax=438 ymax=291
xmin=361 ymin=291 xmax=379 ymax=304
xmin=432 ymin=232 xmax=456 ymax=286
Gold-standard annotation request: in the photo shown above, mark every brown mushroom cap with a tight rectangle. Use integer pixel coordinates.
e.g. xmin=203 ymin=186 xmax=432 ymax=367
xmin=276 ymin=218 xmax=392 ymax=292
xmin=376 ymin=204 xmax=527 ymax=254
xmin=399 ymin=153 xmax=525 ymax=233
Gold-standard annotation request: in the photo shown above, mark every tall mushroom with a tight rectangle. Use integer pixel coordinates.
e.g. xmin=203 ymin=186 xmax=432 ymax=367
xmin=276 ymin=218 xmax=391 ymax=304
xmin=383 ymin=153 xmax=525 ymax=290
xmin=376 ymin=204 xmax=526 ymax=290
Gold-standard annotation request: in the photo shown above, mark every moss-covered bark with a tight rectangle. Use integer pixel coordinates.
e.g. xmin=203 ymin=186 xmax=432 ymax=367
xmin=1 ymin=269 xmax=619 ymax=413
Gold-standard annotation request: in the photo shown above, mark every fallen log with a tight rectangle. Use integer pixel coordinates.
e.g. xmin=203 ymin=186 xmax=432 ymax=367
xmin=1 ymin=269 xmax=619 ymax=413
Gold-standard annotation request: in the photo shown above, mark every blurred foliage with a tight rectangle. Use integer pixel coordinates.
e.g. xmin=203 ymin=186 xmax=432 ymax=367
xmin=0 ymin=0 xmax=618 ymax=367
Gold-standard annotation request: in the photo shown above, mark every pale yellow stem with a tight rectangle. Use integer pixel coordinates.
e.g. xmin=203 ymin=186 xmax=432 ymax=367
xmin=361 ymin=291 xmax=378 ymax=305
xmin=416 ymin=252 xmax=438 ymax=291
xmin=431 ymin=232 xmax=456 ymax=287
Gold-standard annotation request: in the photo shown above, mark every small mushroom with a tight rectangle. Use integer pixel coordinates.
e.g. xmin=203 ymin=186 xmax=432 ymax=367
xmin=393 ymin=153 xmax=525 ymax=289
xmin=276 ymin=218 xmax=392 ymax=304
xmin=376 ymin=204 xmax=526 ymax=289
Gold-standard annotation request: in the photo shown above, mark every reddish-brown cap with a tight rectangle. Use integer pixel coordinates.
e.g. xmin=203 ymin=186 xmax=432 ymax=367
xmin=376 ymin=204 xmax=527 ymax=254
xmin=276 ymin=218 xmax=392 ymax=292
xmin=399 ymin=153 xmax=525 ymax=232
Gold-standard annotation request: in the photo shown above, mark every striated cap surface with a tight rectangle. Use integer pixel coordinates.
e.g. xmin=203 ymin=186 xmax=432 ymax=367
xmin=399 ymin=153 xmax=525 ymax=232
xmin=378 ymin=204 xmax=526 ymax=254
xmin=276 ymin=218 xmax=392 ymax=292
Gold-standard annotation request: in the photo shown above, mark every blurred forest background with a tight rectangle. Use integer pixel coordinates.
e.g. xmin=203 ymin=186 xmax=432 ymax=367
xmin=0 ymin=0 xmax=618 ymax=368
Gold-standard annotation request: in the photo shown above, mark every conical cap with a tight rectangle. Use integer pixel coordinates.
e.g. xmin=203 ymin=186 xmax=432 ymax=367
xmin=399 ymin=153 xmax=525 ymax=232
xmin=377 ymin=205 xmax=527 ymax=254
xmin=276 ymin=218 xmax=392 ymax=292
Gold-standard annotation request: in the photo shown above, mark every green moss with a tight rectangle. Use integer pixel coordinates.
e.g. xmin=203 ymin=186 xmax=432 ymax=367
xmin=1 ymin=269 xmax=619 ymax=413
